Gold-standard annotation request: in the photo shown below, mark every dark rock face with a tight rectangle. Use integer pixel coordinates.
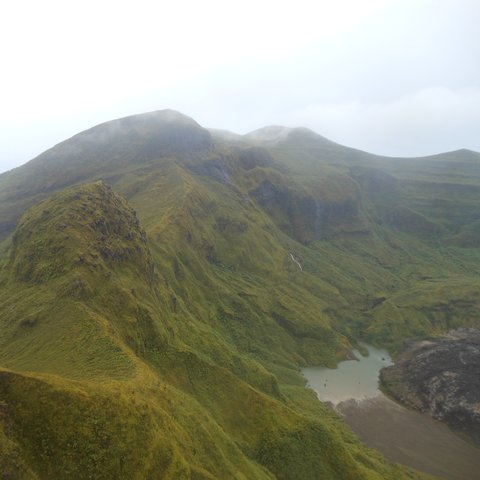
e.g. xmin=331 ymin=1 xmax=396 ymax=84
xmin=250 ymin=180 xmax=290 ymax=211
xmin=380 ymin=328 xmax=480 ymax=444
xmin=296 ymin=195 xmax=359 ymax=240
xmin=236 ymin=146 xmax=275 ymax=170
xmin=250 ymin=179 xmax=361 ymax=243
xmin=186 ymin=159 xmax=231 ymax=183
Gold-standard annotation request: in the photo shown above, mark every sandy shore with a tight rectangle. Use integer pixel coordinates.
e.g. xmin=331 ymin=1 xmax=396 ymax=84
xmin=336 ymin=394 xmax=480 ymax=480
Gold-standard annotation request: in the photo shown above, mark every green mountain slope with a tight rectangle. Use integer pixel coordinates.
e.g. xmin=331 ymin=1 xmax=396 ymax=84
xmin=1 ymin=109 xmax=478 ymax=478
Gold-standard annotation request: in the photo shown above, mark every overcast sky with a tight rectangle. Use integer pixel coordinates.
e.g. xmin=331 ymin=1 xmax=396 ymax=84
xmin=1 ymin=0 xmax=479 ymax=174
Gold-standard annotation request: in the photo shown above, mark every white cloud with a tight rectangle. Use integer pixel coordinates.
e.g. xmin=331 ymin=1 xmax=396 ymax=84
xmin=0 ymin=0 xmax=479 ymax=172
xmin=285 ymin=87 xmax=480 ymax=156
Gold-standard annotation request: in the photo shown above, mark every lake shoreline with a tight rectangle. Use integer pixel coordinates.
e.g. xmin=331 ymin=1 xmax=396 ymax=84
xmin=302 ymin=343 xmax=480 ymax=480
xmin=380 ymin=328 xmax=480 ymax=446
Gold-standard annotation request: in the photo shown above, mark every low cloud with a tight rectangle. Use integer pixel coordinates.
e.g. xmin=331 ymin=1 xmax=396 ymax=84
xmin=285 ymin=87 xmax=480 ymax=157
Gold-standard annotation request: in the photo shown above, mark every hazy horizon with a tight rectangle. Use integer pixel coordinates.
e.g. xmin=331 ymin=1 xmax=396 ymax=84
xmin=3 ymin=106 xmax=480 ymax=176
xmin=1 ymin=0 xmax=479 ymax=174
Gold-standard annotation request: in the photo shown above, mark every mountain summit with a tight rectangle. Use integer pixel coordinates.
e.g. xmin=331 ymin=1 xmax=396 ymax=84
xmin=74 ymin=109 xmax=214 ymax=155
xmin=1 ymin=110 xmax=479 ymax=479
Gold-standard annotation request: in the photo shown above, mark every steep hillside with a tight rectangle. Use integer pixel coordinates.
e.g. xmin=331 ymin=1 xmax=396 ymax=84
xmin=0 ymin=181 xmax=424 ymax=479
xmin=1 ymin=109 xmax=479 ymax=478
xmin=0 ymin=110 xmax=212 ymax=239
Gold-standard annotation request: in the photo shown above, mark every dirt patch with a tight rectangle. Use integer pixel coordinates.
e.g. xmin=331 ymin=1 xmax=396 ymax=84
xmin=337 ymin=394 xmax=480 ymax=480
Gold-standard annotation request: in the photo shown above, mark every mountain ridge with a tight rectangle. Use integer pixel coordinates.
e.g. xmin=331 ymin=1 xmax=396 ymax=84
xmin=3 ymin=109 xmax=479 ymax=180
xmin=1 ymin=109 xmax=479 ymax=479
xmin=0 ymin=180 xmax=421 ymax=479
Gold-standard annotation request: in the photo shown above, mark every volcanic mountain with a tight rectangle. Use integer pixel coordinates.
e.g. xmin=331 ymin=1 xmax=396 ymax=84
xmin=1 ymin=109 xmax=479 ymax=479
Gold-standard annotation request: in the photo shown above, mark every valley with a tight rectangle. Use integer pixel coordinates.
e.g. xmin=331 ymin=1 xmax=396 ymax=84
xmin=0 ymin=110 xmax=479 ymax=479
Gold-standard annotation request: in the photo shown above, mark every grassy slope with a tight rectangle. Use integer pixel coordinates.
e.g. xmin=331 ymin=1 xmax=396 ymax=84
xmin=1 ymin=110 xmax=478 ymax=478
xmin=258 ymin=130 xmax=480 ymax=350
xmin=0 ymin=181 xmax=422 ymax=479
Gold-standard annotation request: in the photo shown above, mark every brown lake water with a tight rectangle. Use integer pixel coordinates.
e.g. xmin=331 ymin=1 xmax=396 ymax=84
xmin=302 ymin=344 xmax=393 ymax=403
xmin=302 ymin=344 xmax=480 ymax=480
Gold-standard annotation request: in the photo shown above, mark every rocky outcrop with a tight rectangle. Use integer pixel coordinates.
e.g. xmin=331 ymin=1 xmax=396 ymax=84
xmin=186 ymin=158 xmax=231 ymax=183
xmin=380 ymin=328 xmax=480 ymax=444
xmin=249 ymin=178 xmax=366 ymax=243
xmin=9 ymin=181 xmax=155 ymax=285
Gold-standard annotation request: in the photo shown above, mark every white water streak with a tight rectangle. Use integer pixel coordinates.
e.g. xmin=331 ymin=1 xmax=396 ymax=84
xmin=290 ymin=253 xmax=303 ymax=271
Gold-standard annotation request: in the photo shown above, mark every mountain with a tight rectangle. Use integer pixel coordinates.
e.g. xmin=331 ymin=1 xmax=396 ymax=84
xmin=1 ymin=109 xmax=479 ymax=478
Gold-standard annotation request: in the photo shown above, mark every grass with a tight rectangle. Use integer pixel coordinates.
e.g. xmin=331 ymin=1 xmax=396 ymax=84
xmin=1 ymin=110 xmax=478 ymax=478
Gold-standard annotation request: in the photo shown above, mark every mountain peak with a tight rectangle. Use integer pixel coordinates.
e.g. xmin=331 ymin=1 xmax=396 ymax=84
xmin=244 ymin=125 xmax=337 ymax=148
xmin=244 ymin=125 xmax=294 ymax=143
xmin=92 ymin=109 xmax=203 ymax=129
xmin=9 ymin=181 xmax=154 ymax=284
xmin=74 ymin=109 xmax=214 ymax=155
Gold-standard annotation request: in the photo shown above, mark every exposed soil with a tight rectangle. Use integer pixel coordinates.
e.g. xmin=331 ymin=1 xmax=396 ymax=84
xmin=380 ymin=328 xmax=480 ymax=445
xmin=337 ymin=395 xmax=480 ymax=480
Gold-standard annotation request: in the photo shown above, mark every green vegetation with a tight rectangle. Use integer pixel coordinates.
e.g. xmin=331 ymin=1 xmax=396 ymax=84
xmin=1 ymin=110 xmax=478 ymax=478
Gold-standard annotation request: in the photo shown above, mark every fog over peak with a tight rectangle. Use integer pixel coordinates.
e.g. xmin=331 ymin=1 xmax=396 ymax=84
xmin=1 ymin=0 xmax=479 ymax=173
xmin=244 ymin=126 xmax=296 ymax=143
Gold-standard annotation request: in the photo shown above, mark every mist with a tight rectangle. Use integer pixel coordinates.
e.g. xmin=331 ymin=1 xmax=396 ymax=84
xmin=1 ymin=0 xmax=479 ymax=174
